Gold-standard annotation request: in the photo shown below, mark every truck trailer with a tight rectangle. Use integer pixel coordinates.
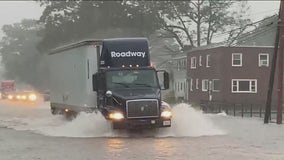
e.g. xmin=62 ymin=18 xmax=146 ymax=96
xmin=48 ymin=38 xmax=172 ymax=129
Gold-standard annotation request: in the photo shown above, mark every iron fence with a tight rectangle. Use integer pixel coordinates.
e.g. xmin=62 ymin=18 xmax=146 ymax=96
xmin=200 ymin=100 xmax=282 ymax=119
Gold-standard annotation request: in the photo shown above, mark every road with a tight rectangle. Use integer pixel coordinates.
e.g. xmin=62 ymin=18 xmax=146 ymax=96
xmin=0 ymin=100 xmax=283 ymax=160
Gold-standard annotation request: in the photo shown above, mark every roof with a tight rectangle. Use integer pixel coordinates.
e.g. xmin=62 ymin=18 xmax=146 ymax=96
xmin=48 ymin=39 xmax=102 ymax=55
xmin=186 ymin=44 xmax=274 ymax=54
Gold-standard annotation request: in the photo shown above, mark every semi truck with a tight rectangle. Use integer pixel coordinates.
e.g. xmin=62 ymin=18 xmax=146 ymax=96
xmin=48 ymin=38 xmax=172 ymax=129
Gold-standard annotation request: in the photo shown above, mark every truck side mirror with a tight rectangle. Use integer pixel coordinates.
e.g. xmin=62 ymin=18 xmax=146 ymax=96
xmin=157 ymin=70 xmax=170 ymax=90
xmin=163 ymin=71 xmax=169 ymax=90
xmin=92 ymin=73 xmax=98 ymax=91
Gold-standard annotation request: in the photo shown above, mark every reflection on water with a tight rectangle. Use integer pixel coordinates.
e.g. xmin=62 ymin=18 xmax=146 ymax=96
xmin=105 ymin=138 xmax=178 ymax=160
xmin=154 ymin=139 xmax=177 ymax=159
xmin=106 ymin=138 xmax=126 ymax=158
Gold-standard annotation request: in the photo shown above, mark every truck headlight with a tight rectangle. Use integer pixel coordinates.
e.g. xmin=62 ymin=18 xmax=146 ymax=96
xmin=109 ymin=112 xmax=124 ymax=120
xmin=161 ymin=110 xmax=172 ymax=119
xmin=28 ymin=94 xmax=37 ymax=101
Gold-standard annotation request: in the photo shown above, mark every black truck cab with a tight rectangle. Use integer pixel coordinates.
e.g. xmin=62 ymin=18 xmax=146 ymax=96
xmin=93 ymin=38 xmax=172 ymax=129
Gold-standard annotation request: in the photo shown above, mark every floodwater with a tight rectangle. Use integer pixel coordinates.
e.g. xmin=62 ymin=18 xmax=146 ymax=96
xmin=0 ymin=100 xmax=283 ymax=160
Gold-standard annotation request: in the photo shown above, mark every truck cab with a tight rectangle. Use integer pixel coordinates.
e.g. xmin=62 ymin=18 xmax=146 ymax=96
xmin=93 ymin=38 xmax=172 ymax=129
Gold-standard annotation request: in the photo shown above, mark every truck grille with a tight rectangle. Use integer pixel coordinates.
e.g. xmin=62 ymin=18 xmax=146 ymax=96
xmin=126 ymin=99 xmax=159 ymax=118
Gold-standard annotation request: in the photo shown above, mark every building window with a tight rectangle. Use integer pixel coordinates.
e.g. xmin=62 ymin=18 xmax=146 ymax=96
xmin=190 ymin=79 xmax=193 ymax=91
xmin=202 ymin=79 xmax=208 ymax=91
xmin=259 ymin=53 xmax=269 ymax=67
xmin=206 ymin=55 xmax=210 ymax=67
xmin=232 ymin=53 xmax=242 ymax=66
xmin=212 ymin=79 xmax=220 ymax=92
xmin=191 ymin=57 xmax=197 ymax=69
xmin=177 ymin=59 xmax=186 ymax=70
xmin=196 ymin=79 xmax=199 ymax=89
xmin=232 ymin=79 xmax=257 ymax=93
xmin=199 ymin=56 xmax=202 ymax=66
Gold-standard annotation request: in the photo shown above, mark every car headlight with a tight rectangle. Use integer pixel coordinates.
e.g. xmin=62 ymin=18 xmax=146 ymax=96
xmin=109 ymin=112 xmax=124 ymax=120
xmin=21 ymin=95 xmax=27 ymax=100
xmin=16 ymin=95 xmax=21 ymax=99
xmin=28 ymin=94 xmax=37 ymax=101
xmin=161 ymin=110 xmax=172 ymax=119
xmin=8 ymin=95 xmax=13 ymax=100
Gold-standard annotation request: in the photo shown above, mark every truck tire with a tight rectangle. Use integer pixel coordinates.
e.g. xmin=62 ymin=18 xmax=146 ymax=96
xmin=64 ymin=110 xmax=77 ymax=120
xmin=51 ymin=107 xmax=61 ymax=115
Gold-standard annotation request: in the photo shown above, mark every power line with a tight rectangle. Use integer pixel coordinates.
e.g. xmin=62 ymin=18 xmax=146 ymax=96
xmin=251 ymin=9 xmax=278 ymax=17
xmin=230 ymin=24 xmax=277 ymax=46
xmin=212 ymin=14 xmax=278 ymax=40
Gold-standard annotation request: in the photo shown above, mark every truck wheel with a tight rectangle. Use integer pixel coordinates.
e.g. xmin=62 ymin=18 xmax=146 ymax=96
xmin=64 ymin=110 xmax=78 ymax=120
xmin=51 ymin=107 xmax=60 ymax=115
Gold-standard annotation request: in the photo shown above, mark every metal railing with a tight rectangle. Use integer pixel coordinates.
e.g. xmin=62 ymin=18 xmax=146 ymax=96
xmin=200 ymin=100 xmax=282 ymax=119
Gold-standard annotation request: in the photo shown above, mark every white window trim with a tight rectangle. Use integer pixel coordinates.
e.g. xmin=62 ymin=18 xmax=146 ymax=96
xmin=190 ymin=57 xmax=197 ymax=69
xmin=184 ymin=81 xmax=186 ymax=92
xmin=199 ymin=56 xmax=202 ymax=66
xmin=196 ymin=79 xmax=199 ymax=89
xmin=231 ymin=79 xmax=257 ymax=93
xmin=190 ymin=79 xmax=193 ymax=91
xmin=212 ymin=79 xmax=220 ymax=92
xmin=258 ymin=53 xmax=269 ymax=67
xmin=232 ymin=53 xmax=242 ymax=67
xmin=202 ymin=79 xmax=208 ymax=92
xmin=206 ymin=55 xmax=210 ymax=67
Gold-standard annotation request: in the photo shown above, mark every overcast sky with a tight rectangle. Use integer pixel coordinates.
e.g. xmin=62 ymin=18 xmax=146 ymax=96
xmin=0 ymin=0 xmax=280 ymax=38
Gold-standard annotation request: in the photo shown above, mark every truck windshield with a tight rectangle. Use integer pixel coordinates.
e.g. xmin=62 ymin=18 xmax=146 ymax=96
xmin=106 ymin=69 xmax=159 ymax=89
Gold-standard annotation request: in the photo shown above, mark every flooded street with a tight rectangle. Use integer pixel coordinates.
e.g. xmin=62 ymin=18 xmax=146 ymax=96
xmin=0 ymin=1 xmax=283 ymax=160
xmin=0 ymin=101 xmax=283 ymax=160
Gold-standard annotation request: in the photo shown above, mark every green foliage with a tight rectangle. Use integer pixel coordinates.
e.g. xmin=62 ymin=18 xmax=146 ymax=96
xmin=0 ymin=19 xmax=48 ymax=90
xmin=37 ymin=0 xmax=160 ymax=52
xmin=156 ymin=0 xmax=251 ymax=48
xmin=37 ymin=0 xmax=251 ymax=51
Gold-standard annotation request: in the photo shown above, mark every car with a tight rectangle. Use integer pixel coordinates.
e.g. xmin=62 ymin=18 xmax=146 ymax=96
xmin=6 ymin=90 xmax=38 ymax=102
xmin=21 ymin=91 xmax=38 ymax=102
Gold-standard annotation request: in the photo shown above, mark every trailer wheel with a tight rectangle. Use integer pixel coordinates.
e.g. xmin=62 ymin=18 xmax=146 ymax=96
xmin=51 ymin=107 xmax=61 ymax=115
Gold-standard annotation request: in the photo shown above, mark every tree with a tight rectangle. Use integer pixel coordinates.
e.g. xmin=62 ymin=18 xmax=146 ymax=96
xmin=139 ymin=0 xmax=251 ymax=49
xmin=37 ymin=0 xmax=160 ymax=52
xmin=0 ymin=19 xmax=48 ymax=90
xmin=37 ymin=0 xmax=251 ymax=51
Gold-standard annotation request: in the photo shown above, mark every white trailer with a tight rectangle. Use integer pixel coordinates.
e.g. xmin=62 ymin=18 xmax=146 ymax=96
xmin=49 ymin=41 xmax=101 ymax=113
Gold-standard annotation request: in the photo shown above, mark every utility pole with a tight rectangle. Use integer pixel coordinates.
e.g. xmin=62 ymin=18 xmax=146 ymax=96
xmin=264 ymin=4 xmax=281 ymax=124
xmin=277 ymin=0 xmax=284 ymax=124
